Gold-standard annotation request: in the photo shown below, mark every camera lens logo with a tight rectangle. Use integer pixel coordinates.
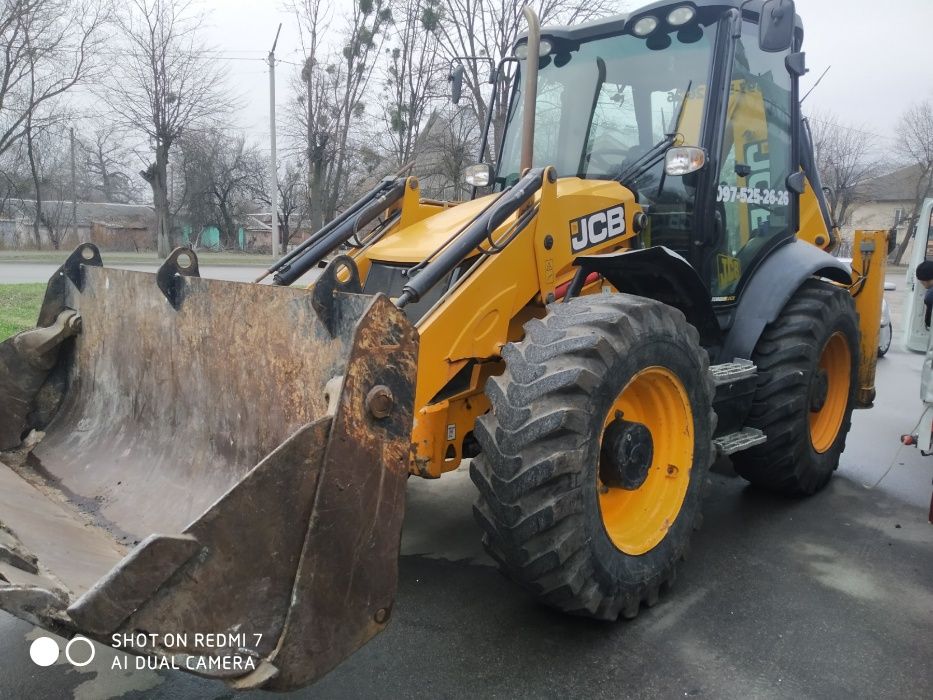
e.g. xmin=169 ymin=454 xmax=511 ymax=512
xmin=29 ymin=636 xmax=96 ymax=667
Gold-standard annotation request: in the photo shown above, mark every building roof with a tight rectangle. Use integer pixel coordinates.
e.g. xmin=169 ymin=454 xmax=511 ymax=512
xmin=8 ymin=199 xmax=154 ymax=228
xmin=861 ymin=164 xmax=928 ymax=203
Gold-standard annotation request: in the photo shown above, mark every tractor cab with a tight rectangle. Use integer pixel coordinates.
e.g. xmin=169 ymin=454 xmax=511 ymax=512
xmin=491 ymin=0 xmax=805 ymax=303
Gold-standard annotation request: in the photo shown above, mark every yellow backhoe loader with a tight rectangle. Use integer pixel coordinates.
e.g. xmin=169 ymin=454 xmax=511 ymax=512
xmin=0 ymin=0 xmax=886 ymax=691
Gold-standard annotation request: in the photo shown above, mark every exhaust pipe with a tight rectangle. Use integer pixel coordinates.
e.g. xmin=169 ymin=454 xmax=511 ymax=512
xmin=520 ymin=6 xmax=541 ymax=173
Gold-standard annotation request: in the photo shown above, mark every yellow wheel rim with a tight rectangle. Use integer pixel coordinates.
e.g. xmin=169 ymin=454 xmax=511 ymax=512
xmin=597 ymin=367 xmax=694 ymax=556
xmin=809 ymin=332 xmax=851 ymax=453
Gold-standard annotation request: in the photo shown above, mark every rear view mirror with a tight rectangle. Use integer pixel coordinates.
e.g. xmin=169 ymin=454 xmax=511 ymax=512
xmin=664 ymin=147 xmax=706 ymax=176
xmin=449 ymin=63 xmax=464 ymax=104
xmin=759 ymin=0 xmax=796 ymax=52
xmin=463 ymin=163 xmax=493 ymax=187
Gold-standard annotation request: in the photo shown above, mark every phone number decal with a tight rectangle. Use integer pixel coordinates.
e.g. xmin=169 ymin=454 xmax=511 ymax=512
xmin=717 ymin=185 xmax=789 ymax=206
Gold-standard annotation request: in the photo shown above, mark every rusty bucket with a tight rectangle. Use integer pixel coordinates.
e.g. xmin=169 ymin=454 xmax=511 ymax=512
xmin=0 ymin=244 xmax=418 ymax=690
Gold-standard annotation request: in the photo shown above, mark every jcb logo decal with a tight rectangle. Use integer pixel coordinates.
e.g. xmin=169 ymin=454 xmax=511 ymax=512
xmin=717 ymin=254 xmax=741 ymax=289
xmin=570 ymin=205 xmax=626 ymax=253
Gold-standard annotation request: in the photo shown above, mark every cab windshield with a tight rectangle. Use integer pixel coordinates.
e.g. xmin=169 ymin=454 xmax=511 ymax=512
xmin=496 ymin=20 xmax=717 ymax=193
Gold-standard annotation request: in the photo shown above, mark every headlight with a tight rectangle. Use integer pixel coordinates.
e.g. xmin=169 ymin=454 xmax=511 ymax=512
xmin=667 ymin=6 xmax=696 ymax=26
xmin=632 ymin=16 xmax=658 ymax=36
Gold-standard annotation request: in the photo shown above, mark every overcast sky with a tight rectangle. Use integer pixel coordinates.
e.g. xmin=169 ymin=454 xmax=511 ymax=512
xmin=199 ymin=0 xmax=933 ymax=157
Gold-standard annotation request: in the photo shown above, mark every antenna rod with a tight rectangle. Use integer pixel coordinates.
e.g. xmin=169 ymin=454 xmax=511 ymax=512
xmin=802 ymin=65 xmax=831 ymax=103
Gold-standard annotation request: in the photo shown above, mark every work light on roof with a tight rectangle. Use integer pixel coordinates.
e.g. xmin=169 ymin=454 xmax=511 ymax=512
xmin=514 ymin=38 xmax=553 ymax=59
xmin=667 ymin=6 xmax=696 ymax=26
xmin=632 ymin=16 xmax=658 ymax=36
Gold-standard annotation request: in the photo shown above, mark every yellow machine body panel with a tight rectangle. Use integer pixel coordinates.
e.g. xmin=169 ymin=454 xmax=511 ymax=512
xmin=361 ymin=175 xmax=639 ymax=476
xmin=798 ymin=175 xmax=836 ymax=251
xmin=850 ymin=229 xmax=889 ymax=406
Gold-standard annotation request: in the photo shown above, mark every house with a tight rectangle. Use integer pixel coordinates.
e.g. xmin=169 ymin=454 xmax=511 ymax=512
xmin=845 ymin=164 xmax=930 ymax=251
xmin=0 ymin=199 xmax=156 ymax=251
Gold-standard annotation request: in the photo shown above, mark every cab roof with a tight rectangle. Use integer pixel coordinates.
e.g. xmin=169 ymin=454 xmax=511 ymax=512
xmin=516 ymin=0 xmax=803 ymax=46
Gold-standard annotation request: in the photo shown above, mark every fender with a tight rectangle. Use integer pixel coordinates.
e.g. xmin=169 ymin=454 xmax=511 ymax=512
xmin=718 ymin=239 xmax=851 ymax=363
xmin=574 ymin=246 xmax=722 ymax=348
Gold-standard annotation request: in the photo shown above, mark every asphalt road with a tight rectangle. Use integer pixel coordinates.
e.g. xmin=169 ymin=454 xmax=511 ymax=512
xmin=0 ymin=270 xmax=930 ymax=699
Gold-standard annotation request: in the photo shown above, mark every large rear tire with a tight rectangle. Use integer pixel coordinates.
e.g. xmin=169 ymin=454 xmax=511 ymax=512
xmin=470 ymin=294 xmax=715 ymax=620
xmin=732 ymin=279 xmax=859 ymax=495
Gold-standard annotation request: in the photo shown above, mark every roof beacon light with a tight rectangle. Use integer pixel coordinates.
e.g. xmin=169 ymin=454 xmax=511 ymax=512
xmin=667 ymin=6 xmax=696 ymax=26
xmin=632 ymin=16 xmax=658 ymax=36
xmin=514 ymin=37 xmax=553 ymax=59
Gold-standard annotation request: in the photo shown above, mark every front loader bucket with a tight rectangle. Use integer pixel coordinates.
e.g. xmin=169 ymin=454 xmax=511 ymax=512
xmin=0 ymin=245 xmax=418 ymax=690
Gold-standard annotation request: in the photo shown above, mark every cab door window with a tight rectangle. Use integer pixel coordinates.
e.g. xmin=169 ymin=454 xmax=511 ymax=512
xmin=711 ymin=29 xmax=793 ymax=299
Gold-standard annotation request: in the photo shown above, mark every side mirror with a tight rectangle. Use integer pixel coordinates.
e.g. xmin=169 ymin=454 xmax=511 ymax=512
xmin=759 ymin=0 xmax=796 ymax=52
xmin=664 ymin=147 xmax=706 ymax=176
xmin=463 ymin=163 xmax=493 ymax=187
xmin=449 ymin=64 xmax=464 ymax=104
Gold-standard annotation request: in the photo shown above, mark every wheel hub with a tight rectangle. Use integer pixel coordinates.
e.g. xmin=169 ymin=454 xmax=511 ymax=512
xmin=599 ymin=416 xmax=654 ymax=490
xmin=810 ymin=368 xmax=829 ymax=412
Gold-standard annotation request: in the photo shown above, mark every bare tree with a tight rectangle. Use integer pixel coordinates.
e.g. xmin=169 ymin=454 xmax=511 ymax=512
xmin=0 ymin=0 xmax=108 ymax=158
xmin=253 ymin=157 xmax=310 ymax=247
xmin=293 ymin=0 xmax=392 ymax=230
xmin=891 ymin=100 xmax=933 ymax=264
xmin=23 ymin=118 xmax=73 ymax=249
xmin=807 ymin=112 xmax=882 ymax=228
xmin=78 ymin=123 xmax=140 ymax=203
xmin=0 ymin=149 xmax=25 ymax=216
xmin=104 ymin=0 xmax=233 ymax=257
xmin=382 ymin=0 xmax=444 ymax=167
xmin=273 ymin=160 xmax=309 ymax=247
xmin=417 ymin=106 xmax=479 ymax=199
xmin=436 ymin=0 xmax=623 ymax=160
xmin=179 ymin=129 xmax=265 ymax=250
xmin=290 ymin=0 xmax=331 ymax=232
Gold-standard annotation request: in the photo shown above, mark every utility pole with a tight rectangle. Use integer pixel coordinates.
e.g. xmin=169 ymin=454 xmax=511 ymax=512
xmin=70 ymin=127 xmax=78 ymax=242
xmin=268 ymin=23 xmax=282 ymax=258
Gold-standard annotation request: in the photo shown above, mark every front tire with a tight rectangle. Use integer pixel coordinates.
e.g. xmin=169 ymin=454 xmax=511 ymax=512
xmin=471 ymin=294 xmax=715 ymax=620
xmin=732 ymin=280 xmax=859 ymax=495
xmin=878 ymin=321 xmax=892 ymax=358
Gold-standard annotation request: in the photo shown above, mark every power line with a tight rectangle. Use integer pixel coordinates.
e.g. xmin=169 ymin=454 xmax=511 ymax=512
xmin=0 ymin=42 xmax=278 ymax=62
xmin=805 ymin=117 xmax=897 ymax=144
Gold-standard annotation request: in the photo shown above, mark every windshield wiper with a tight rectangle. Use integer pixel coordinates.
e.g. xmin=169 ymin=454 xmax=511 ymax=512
xmin=616 ymin=80 xmax=692 ymax=192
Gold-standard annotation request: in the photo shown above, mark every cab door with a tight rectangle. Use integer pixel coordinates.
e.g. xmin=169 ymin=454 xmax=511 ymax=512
xmin=904 ymin=198 xmax=933 ymax=352
xmin=704 ymin=20 xmax=796 ymax=302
